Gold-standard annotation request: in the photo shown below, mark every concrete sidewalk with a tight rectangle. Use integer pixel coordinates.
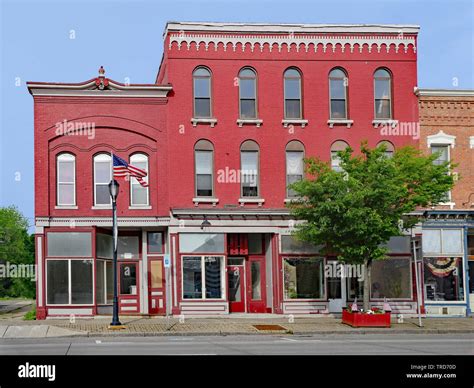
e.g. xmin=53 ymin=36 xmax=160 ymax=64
xmin=0 ymin=316 xmax=473 ymax=338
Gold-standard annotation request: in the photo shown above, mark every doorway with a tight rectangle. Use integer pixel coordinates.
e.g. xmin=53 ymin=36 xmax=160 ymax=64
xmin=327 ymin=260 xmax=346 ymax=313
xmin=118 ymin=261 xmax=139 ymax=314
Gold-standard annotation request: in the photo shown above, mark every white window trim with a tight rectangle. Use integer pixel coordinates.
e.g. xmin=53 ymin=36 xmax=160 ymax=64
xmin=329 ymin=70 xmax=348 ymax=120
xmin=195 ymin=148 xmax=214 ymax=198
xmin=57 ymin=154 xmax=76 ymax=206
xmin=191 ymin=118 xmax=217 ymax=127
xmin=282 ymin=119 xmax=308 ymax=128
xmin=96 ymin=259 xmax=112 ymax=305
xmin=286 ymin=150 xmax=304 ymax=198
xmin=181 ymin=255 xmax=226 ymax=301
xmin=240 ymin=149 xmax=260 ymax=199
xmin=373 ymin=70 xmax=392 ymax=120
xmin=130 ymin=154 xmax=149 ymax=207
xmin=427 ymin=130 xmax=456 ymax=148
xmin=429 ymin=143 xmax=453 ymax=204
xmin=238 ymin=68 xmax=258 ymax=120
xmin=470 ymin=136 xmax=474 ymax=149
xmin=327 ymin=119 xmax=354 ymax=128
xmin=422 ymin=228 xmax=464 ymax=256
xmin=237 ymin=119 xmax=263 ymax=127
xmin=193 ymin=197 xmax=219 ymax=206
xmin=193 ymin=67 xmax=212 ymax=119
xmin=45 ymin=258 xmax=94 ymax=306
xmin=283 ymin=69 xmax=303 ymax=120
xmin=93 ymin=154 xmax=112 ymax=206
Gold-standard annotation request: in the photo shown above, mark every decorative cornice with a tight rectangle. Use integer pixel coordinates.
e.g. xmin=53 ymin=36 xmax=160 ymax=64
xmin=169 ymin=32 xmax=416 ymax=54
xmin=427 ymin=130 xmax=456 ymax=148
xmin=35 ymin=217 xmax=170 ymax=227
xmin=416 ymin=88 xmax=474 ymax=97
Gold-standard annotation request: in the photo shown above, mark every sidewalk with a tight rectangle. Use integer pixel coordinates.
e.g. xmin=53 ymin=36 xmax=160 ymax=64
xmin=0 ymin=315 xmax=473 ymax=338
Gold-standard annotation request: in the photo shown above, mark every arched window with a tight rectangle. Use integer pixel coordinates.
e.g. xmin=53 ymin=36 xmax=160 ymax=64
xmin=374 ymin=68 xmax=392 ymax=119
xmin=93 ymin=153 xmax=112 ymax=206
xmin=284 ymin=68 xmax=302 ymax=119
xmin=195 ymin=140 xmax=214 ymax=197
xmin=130 ymin=153 xmax=149 ymax=206
xmin=286 ymin=141 xmax=305 ymax=198
xmin=330 ymin=140 xmax=350 ymax=172
xmin=240 ymin=140 xmax=260 ymax=197
xmin=239 ymin=68 xmax=257 ymax=119
xmin=329 ymin=68 xmax=348 ymax=119
xmin=57 ymin=153 xmax=76 ymax=206
xmin=193 ymin=67 xmax=212 ymax=118
xmin=377 ymin=140 xmax=395 ymax=158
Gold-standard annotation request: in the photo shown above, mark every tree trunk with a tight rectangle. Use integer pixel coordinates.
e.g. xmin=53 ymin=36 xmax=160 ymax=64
xmin=363 ymin=259 xmax=372 ymax=311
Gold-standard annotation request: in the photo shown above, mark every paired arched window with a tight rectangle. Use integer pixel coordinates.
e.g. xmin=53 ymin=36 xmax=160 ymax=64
xmin=374 ymin=68 xmax=392 ymax=119
xmin=239 ymin=68 xmax=257 ymax=119
xmin=330 ymin=140 xmax=350 ymax=172
xmin=286 ymin=141 xmax=304 ymax=198
xmin=329 ymin=68 xmax=348 ymax=119
xmin=377 ymin=140 xmax=395 ymax=158
xmin=93 ymin=153 xmax=112 ymax=206
xmin=284 ymin=68 xmax=302 ymax=119
xmin=195 ymin=140 xmax=214 ymax=197
xmin=130 ymin=153 xmax=149 ymax=206
xmin=193 ymin=67 xmax=212 ymax=118
xmin=56 ymin=153 xmax=76 ymax=206
xmin=240 ymin=140 xmax=260 ymax=197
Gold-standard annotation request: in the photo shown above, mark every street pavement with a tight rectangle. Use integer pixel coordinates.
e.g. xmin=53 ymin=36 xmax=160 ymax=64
xmin=0 ymin=334 xmax=472 ymax=355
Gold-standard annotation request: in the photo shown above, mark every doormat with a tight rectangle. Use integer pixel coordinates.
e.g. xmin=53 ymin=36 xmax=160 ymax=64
xmin=253 ymin=324 xmax=287 ymax=331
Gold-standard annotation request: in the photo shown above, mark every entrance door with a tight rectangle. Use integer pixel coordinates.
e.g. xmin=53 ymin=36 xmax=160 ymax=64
xmin=118 ymin=262 xmax=139 ymax=314
xmin=148 ymin=258 xmax=166 ymax=315
xmin=327 ymin=260 xmax=346 ymax=313
xmin=227 ymin=257 xmax=245 ymax=313
xmin=246 ymin=255 xmax=266 ymax=313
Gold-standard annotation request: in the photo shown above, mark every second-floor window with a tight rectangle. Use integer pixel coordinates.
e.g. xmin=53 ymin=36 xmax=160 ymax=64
xmin=241 ymin=140 xmax=260 ymax=197
xmin=431 ymin=144 xmax=451 ymax=202
xmin=193 ymin=67 xmax=212 ymax=118
xmin=130 ymin=153 xmax=149 ymax=206
xmin=56 ymin=153 xmax=76 ymax=206
xmin=374 ymin=68 xmax=392 ymax=119
xmin=286 ymin=141 xmax=304 ymax=198
xmin=239 ymin=68 xmax=257 ymax=119
xmin=94 ymin=153 xmax=112 ymax=206
xmin=329 ymin=68 xmax=348 ymax=119
xmin=331 ymin=140 xmax=350 ymax=172
xmin=284 ymin=68 xmax=302 ymax=119
xmin=195 ymin=140 xmax=214 ymax=197
xmin=377 ymin=140 xmax=395 ymax=158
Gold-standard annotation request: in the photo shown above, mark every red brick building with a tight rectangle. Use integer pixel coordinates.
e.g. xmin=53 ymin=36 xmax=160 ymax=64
xmin=29 ymin=22 xmax=422 ymax=319
xmin=416 ymin=89 xmax=474 ymax=316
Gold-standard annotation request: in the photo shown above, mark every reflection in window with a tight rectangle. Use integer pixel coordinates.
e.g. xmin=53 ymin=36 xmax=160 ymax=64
xmin=147 ymin=232 xmax=163 ymax=254
xmin=241 ymin=140 xmax=260 ymax=198
xmin=130 ymin=153 xmax=149 ymax=206
xmin=57 ymin=153 xmax=76 ymax=206
xmin=286 ymin=140 xmax=304 ymax=197
xmin=424 ymin=257 xmax=464 ymax=301
xmin=117 ymin=236 xmax=139 ymax=259
xmin=374 ymin=68 xmax=392 ymax=119
xmin=251 ymin=261 xmax=262 ymax=300
xmin=284 ymin=68 xmax=302 ymax=119
xmin=371 ymin=258 xmax=411 ymax=299
xmin=195 ymin=140 xmax=214 ymax=197
xmin=205 ymin=256 xmax=222 ymax=298
xmin=182 ymin=256 xmax=224 ymax=299
xmin=193 ymin=67 xmax=212 ymax=118
xmin=239 ymin=68 xmax=257 ymax=119
xmin=329 ymin=68 xmax=348 ymax=119
xmin=94 ymin=153 xmax=112 ymax=206
xmin=283 ymin=258 xmax=324 ymax=299
xmin=96 ymin=260 xmax=113 ymax=304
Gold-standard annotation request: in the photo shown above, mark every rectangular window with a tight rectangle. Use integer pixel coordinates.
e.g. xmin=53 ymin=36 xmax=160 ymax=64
xmin=182 ymin=256 xmax=224 ymax=299
xmin=96 ymin=260 xmax=113 ymax=304
xmin=147 ymin=232 xmax=164 ymax=254
xmin=94 ymin=158 xmax=112 ymax=206
xmin=424 ymin=257 xmax=464 ymax=302
xmin=130 ymin=157 xmax=149 ymax=206
xmin=47 ymin=259 xmax=93 ymax=305
xmin=422 ymin=229 xmax=463 ymax=255
xmin=239 ymin=78 xmax=256 ymax=119
xmin=120 ymin=263 xmax=137 ymax=295
xmin=179 ymin=233 xmax=225 ymax=254
xmin=283 ymin=257 xmax=324 ymax=299
xmin=47 ymin=232 xmax=92 ymax=257
xmin=284 ymin=78 xmax=301 ymax=119
xmin=195 ymin=151 xmax=213 ymax=197
xmin=97 ymin=233 xmax=113 ymax=259
xmin=248 ymin=234 xmax=263 ymax=254
xmin=371 ymin=258 xmax=412 ymax=299
xmin=431 ymin=145 xmax=450 ymax=201
xmin=280 ymin=235 xmax=321 ymax=254
xmin=117 ymin=236 xmax=139 ymax=259
xmin=286 ymin=151 xmax=304 ymax=197
xmin=194 ymin=78 xmax=211 ymax=118
xmin=57 ymin=157 xmax=75 ymax=206
xmin=241 ymin=151 xmax=259 ymax=197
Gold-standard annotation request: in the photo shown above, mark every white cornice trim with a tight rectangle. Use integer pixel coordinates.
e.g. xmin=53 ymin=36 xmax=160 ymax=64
xmin=35 ymin=217 xmax=170 ymax=227
xmin=427 ymin=130 xmax=456 ymax=148
xmin=415 ymin=88 xmax=474 ymax=97
xmin=165 ymin=22 xmax=420 ymax=35
xmin=470 ymin=136 xmax=474 ymax=149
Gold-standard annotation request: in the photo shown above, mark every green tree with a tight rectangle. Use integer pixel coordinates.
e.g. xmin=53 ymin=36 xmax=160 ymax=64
xmin=0 ymin=206 xmax=35 ymax=298
xmin=287 ymin=142 xmax=455 ymax=311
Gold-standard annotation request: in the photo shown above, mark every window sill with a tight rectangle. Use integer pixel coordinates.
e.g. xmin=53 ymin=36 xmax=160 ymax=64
xmin=284 ymin=198 xmax=302 ymax=203
xmin=239 ymin=198 xmax=265 ymax=206
xmin=55 ymin=205 xmax=78 ymax=210
xmin=191 ymin=118 xmax=217 ymax=127
xmin=129 ymin=205 xmax=152 ymax=210
xmin=372 ymin=119 xmax=398 ymax=128
xmin=237 ymin=118 xmax=263 ymax=127
xmin=437 ymin=202 xmax=455 ymax=209
xmin=282 ymin=119 xmax=308 ymax=128
xmin=91 ymin=205 xmax=112 ymax=210
xmin=327 ymin=119 xmax=353 ymax=128
xmin=193 ymin=197 xmax=219 ymax=207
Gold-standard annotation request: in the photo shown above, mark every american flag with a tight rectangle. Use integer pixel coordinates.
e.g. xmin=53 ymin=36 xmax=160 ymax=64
xmin=113 ymin=154 xmax=149 ymax=187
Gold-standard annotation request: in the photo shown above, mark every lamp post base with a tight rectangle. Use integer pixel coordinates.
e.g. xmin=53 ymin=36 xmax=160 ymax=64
xmin=107 ymin=324 xmax=126 ymax=330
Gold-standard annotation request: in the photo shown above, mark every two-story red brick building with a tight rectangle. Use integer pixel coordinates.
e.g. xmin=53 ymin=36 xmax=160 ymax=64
xmin=29 ymin=22 xmax=422 ymax=319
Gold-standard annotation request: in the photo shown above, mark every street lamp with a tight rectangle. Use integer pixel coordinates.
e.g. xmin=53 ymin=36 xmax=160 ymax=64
xmin=108 ymin=179 xmax=122 ymax=328
xmin=200 ymin=215 xmax=211 ymax=231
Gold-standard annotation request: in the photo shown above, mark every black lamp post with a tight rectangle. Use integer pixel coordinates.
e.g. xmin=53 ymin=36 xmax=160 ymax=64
xmin=108 ymin=179 xmax=122 ymax=327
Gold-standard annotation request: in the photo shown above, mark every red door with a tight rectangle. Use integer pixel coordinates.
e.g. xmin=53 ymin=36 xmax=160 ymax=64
xmin=227 ymin=257 xmax=245 ymax=313
xmin=118 ymin=261 xmax=139 ymax=314
xmin=148 ymin=258 xmax=166 ymax=315
xmin=246 ymin=255 xmax=266 ymax=313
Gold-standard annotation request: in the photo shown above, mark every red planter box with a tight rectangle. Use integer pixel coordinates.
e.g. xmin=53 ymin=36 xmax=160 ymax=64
xmin=342 ymin=310 xmax=391 ymax=328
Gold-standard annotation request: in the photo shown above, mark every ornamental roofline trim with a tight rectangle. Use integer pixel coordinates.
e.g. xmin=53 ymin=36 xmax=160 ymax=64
xmin=415 ymin=88 xmax=474 ymax=97
xmin=164 ymin=21 xmax=420 ymax=35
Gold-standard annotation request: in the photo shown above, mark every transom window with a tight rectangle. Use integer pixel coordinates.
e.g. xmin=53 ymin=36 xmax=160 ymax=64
xmin=284 ymin=68 xmax=302 ymax=119
xmin=130 ymin=153 xmax=149 ymax=206
xmin=329 ymin=68 xmax=348 ymax=119
xmin=374 ymin=68 xmax=392 ymax=119
xmin=239 ymin=68 xmax=257 ymax=119
xmin=93 ymin=153 xmax=112 ymax=206
xmin=194 ymin=140 xmax=214 ymax=197
xmin=193 ymin=67 xmax=212 ymax=118
xmin=56 ymin=153 xmax=76 ymax=206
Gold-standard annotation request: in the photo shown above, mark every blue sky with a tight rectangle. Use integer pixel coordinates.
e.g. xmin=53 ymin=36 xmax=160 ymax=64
xmin=1 ymin=0 xmax=473 ymax=230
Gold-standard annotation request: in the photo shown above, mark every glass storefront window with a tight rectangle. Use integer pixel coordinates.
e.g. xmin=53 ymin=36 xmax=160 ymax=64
xmin=97 ymin=234 xmax=113 ymax=259
xmin=179 ymin=233 xmax=225 ymax=253
xmin=96 ymin=260 xmax=113 ymax=304
xmin=205 ymin=256 xmax=222 ymax=299
xmin=183 ymin=257 xmax=202 ymax=299
xmin=182 ymin=256 xmax=224 ymax=299
xmin=71 ymin=260 xmax=93 ymax=304
xmin=281 ymin=235 xmax=321 ymax=254
xmin=424 ymin=257 xmax=464 ymax=301
xmin=283 ymin=257 xmax=324 ymax=299
xmin=371 ymin=258 xmax=412 ymax=299
xmin=47 ymin=232 xmax=92 ymax=257
xmin=46 ymin=260 xmax=68 ymax=304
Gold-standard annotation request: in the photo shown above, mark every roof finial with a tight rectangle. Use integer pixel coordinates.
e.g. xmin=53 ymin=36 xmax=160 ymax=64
xmin=98 ymin=66 xmax=105 ymax=78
